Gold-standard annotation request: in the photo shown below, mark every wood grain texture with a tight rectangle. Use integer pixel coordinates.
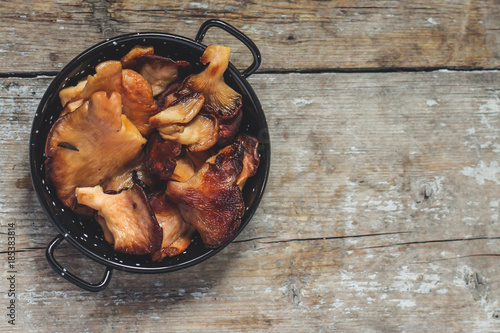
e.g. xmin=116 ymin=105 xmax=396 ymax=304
xmin=1 ymin=70 xmax=500 ymax=331
xmin=1 ymin=0 xmax=500 ymax=73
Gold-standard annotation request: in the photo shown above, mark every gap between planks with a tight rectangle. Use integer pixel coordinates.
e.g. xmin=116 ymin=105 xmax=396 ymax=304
xmin=1 ymin=67 xmax=500 ymax=79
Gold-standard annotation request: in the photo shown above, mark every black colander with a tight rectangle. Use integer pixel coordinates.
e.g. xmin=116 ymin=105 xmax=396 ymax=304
xmin=29 ymin=19 xmax=270 ymax=291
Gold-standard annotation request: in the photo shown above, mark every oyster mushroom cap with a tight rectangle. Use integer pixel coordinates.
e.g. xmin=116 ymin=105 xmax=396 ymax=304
xmin=95 ymin=214 xmax=114 ymax=244
xmin=186 ymin=149 xmax=214 ymax=171
xmin=45 ymin=91 xmax=146 ymax=208
xmin=80 ymin=60 xmax=159 ymax=136
xmin=121 ymin=46 xmax=191 ymax=97
xmin=206 ymin=140 xmax=245 ymax=175
xmin=120 ymin=69 xmax=160 ymax=136
xmin=158 ymin=228 xmax=194 ymax=259
xmin=131 ymin=55 xmax=191 ymax=97
xmin=166 ymin=142 xmax=245 ymax=248
xmin=156 ymin=114 xmax=219 ymax=152
xmin=156 ymin=80 xmax=182 ymax=109
xmin=76 ymin=184 xmax=162 ymax=255
xmin=145 ymin=132 xmax=182 ymax=180
xmin=120 ymin=45 xmax=155 ymax=68
xmin=170 ymin=148 xmax=215 ymax=183
xmin=59 ymin=79 xmax=87 ymax=107
xmin=217 ymin=107 xmax=243 ymax=146
xmin=205 ymin=134 xmax=260 ymax=189
xmin=235 ymin=134 xmax=261 ymax=189
xmin=150 ymin=92 xmax=205 ymax=127
xmin=81 ymin=61 xmax=123 ymax=99
xmin=103 ymin=157 xmax=158 ymax=194
xmin=170 ymin=155 xmax=196 ymax=182
xmin=180 ymin=45 xmax=242 ymax=119
xmin=149 ymin=192 xmax=195 ymax=262
xmin=60 ymin=98 xmax=84 ymax=117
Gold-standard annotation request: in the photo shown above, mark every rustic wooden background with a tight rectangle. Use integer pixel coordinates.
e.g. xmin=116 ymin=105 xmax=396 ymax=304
xmin=1 ymin=0 xmax=500 ymax=332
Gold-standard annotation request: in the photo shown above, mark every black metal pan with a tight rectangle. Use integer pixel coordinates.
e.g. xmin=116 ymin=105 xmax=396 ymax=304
xmin=29 ymin=19 xmax=270 ymax=291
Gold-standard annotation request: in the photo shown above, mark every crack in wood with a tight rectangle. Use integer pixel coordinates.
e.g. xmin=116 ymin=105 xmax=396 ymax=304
xmin=258 ymin=67 xmax=500 ymax=74
xmin=257 ymin=231 xmax=412 ymax=244
xmin=357 ymin=236 xmax=500 ymax=251
xmin=412 ymin=253 xmax=500 ymax=264
xmin=232 ymin=236 xmax=275 ymax=243
xmin=1 ymin=68 xmax=500 ymax=79
xmin=0 ymin=72 xmax=59 ymax=78
xmin=0 ymin=246 xmax=46 ymax=254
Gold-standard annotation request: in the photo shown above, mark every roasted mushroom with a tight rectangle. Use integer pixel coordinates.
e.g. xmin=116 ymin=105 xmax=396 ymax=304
xmin=59 ymin=79 xmax=87 ymax=108
xmin=156 ymin=80 xmax=183 ymax=109
xmin=217 ymin=108 xmax=243 ymax=146
xmin=171 ymin=155 xmax=195 ymax=182
xmin=59 ymin=99 xmax=84 ymax=117
xmin=129 ymin=55 xmax=191 ymax=97
xmin=155 ymin=114 xmax=219 ymax=152
xmin=170 ymin=149 xmax=214 ymax=182
xmin=149 ymin=192 xmax=195 ymax=261
xmin=45 ymin=91 xmax=146 ymax=208
xmin=80 ymin=60 xmax=159 ymax=136
xmin=121 ymin=45 xmax=191 ymax=97
xmin=150 ymin=92 xmax=211 ymax=152
xmin=80 ymin=61 xmax=123 ymax=99
xmin=205 ymin=140 xmax=244 ymax=174
xmin=161 ymin=229 xmax=194 ymax=258
xmin=166 ymin=141 xmax=245 ymax=248
xmin=120 ymin=45 xmax=155 ymax=68
xmin=75 ymin=184 xmax=162 ymax=255
xmin=103 ymin=159 xmax=158 ymax=194
xmin=186 ymin=149 xmax=213 ymax=171
xmin=121 ymin=68 xmax=160 ymax=136
xmin=150 ymin=92 xmax=204 ymax=127
xmin=235 ymin=134 xmax=260 ymax=189
xmin=95 ymin=214 xmax=114 ymax=244
xmin=179 ymin=45 xmax=242 ymax=120
xmin=145 ymin=132 xmax=182 ymax=180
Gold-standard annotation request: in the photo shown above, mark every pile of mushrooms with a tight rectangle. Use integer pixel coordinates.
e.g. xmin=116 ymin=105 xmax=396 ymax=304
xmin=45 ymin=45 xmax=260 ymax=261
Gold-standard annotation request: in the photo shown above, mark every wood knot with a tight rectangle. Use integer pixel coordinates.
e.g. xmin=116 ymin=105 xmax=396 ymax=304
xmin=15 ymin=174 xmax=33 ymax=191
xmin=492 ymin=310 xmax=500 ymax=319
xmin=421 ymin=183 xmax=434 ymax=200
xmin=49 ymin=52 xmax=60 ymax=62
xmin=462 ymin=268 xmax=488 ymax=302
xmin=282 ymin=282 xmax=303 ymax=307
xmin=412 ymin=177 xmax=443 ymax=204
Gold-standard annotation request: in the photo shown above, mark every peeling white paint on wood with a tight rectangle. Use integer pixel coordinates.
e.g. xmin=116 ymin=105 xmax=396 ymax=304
xmin=461 ymin=161 xmax=500 ymax=185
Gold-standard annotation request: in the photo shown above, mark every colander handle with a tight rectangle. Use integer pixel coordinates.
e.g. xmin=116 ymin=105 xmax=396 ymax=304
xmin=46 ymin=234 xmax=113 ymax=292
xmin=195 ymin=19 xmax=261 ymax=78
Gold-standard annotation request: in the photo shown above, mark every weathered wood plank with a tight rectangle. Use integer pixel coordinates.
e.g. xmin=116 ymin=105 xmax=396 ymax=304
xmin=1 ymin=71 xmax=500 ymax=331
xmin=1 ymin=0 xmax=500 ymax=73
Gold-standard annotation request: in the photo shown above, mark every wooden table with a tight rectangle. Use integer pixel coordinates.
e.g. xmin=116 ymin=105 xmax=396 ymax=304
xmin=2 ymin=1 xmax=500 ymax=331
